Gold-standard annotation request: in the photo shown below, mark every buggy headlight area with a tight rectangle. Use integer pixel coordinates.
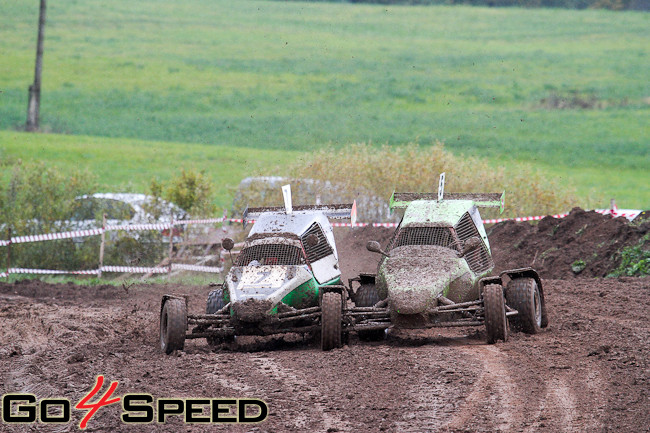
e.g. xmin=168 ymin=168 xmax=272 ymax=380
xmin=226 ymin=265 xmax=313 ymax=306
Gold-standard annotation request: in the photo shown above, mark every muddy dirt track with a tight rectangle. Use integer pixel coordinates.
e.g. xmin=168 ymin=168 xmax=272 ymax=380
xmin=1 ymin=213 xmax=649 ymax=432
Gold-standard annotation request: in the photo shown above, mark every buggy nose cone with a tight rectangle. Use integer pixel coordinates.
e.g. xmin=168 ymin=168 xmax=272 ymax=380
xmin=383 ymin=246 xmax=464 ymax=314
xmin=389 ymin=284 xmax=440 ymax=315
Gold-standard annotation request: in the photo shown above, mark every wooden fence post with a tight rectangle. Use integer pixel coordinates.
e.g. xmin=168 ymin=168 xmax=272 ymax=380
xmin=6 ymin=228 xmax=11 ymax=280
xmin=168 ymin=217 xmax=174 ymax=274
xmin=98 ymin=213 xmax=106 ymax=278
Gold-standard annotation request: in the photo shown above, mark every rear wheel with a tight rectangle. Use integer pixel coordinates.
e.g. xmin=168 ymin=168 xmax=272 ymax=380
xmin=206 ymin=288 xmax=226 ymax=314
xmin=355 ymin=284 xmax=381 ymax=307
xmin=160 ymin=298 xmax=187 ymax=354
xmin=355 ymin=284 xmax=385 ymax=341
xmin=505 ymin=277 xmax=542 ymax=334
xmin=206 ymin=288 xmax=232 ymax=346
xmin=321 ymin=292 xmax=342 ymax=351
xmin=483 ymin=284 xmax=508 ymax=344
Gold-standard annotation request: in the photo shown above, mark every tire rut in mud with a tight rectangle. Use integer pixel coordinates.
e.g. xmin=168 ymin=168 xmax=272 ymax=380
xmin=1 ymin=277 xmax=648 ymax=432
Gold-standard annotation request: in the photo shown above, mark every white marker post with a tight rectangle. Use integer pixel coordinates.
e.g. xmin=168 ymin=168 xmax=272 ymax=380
xmin=351 ymin=200 xmax=357 ymax=227
xmin=282 ymin=184 xmax=293 ymax=214
xmin=438 ymin=172 xmax=446 ymax=201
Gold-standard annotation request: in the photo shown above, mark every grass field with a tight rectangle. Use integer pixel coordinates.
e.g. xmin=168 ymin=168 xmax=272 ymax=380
xmin=0 ymin=0 xmax=648 ymax=209
xmin=0 ymin=131 xmax=297 ymax=209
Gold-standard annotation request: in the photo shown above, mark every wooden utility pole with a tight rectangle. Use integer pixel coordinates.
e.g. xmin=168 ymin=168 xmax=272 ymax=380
xmin=26 ymin=0 xmax=47 ymax=132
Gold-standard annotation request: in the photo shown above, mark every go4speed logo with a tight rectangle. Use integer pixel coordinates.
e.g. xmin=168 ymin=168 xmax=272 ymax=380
xmin=2 ymin=375 xmax=268 ymax=429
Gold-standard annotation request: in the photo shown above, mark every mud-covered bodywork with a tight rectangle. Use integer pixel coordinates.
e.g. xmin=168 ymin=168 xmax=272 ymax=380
xmin=198 ymin=211 xmax=344 ymax=333
xmin=376 ymin=200 xmax=494 ymax=318
xmin=160 ymin=203 xmax=358 ymax=352
xmin=229 ymin=233 xmax=318 ymax=310
xmin=351 ymin=188 xmax=548 ymax=342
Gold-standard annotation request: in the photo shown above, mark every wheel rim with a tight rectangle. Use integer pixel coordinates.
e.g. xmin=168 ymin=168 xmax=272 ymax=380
xmin=533 ymin=286 xmax=542 ymax=327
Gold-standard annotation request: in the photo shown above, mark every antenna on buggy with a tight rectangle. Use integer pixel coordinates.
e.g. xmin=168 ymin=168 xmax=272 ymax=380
xmin=438 ymin=172 xmax=446 ymax=201
xmin=282 ymin=184 xmax=292 ymax=214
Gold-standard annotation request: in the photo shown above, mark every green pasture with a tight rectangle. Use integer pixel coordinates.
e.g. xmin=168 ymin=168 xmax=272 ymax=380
xmin=0 ymin=131 xmax=297 ymax=210
xmin=0 ymin=0 xmax=648 ymax=209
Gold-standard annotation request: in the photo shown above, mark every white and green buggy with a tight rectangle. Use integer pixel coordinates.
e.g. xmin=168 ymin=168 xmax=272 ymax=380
xmin=160 ymin=203 xmax=356 ymax=353
xmin=351 ymin=187 xmax=548 ymax=343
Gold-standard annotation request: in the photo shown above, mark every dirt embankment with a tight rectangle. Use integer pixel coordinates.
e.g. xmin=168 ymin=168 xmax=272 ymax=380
xmin=488 ymin=208 xmax=649 ymax=279
xmin=336 ymin=207 xmax=649 ymax=281
xmin=334 ymin=225 xmax=394 ymax=283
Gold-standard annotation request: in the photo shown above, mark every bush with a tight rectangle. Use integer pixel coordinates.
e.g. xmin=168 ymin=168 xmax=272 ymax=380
xmin=608 ymin=234 xmax=650 ymax=277
xmin=283 ymin=142 xmax=578 ymax=221
xmin=149 ymin=168 xmax=216 ymax=217
xmin=0 ymin=161 xmax=98 ymax=270
xmin=0 ymin=164 xmax=219 ymax=273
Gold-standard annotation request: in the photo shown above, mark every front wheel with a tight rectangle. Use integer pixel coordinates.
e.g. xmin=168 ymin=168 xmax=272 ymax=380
xmin=321 ymin=292 xmax=342 ymax=351
xmin=505 ymin=277 xmax=542 ymax=334
xmin=160 ymin=298 xmax=187 ymax=354
xmin=483 ymin=284 xmax=508 ymax=344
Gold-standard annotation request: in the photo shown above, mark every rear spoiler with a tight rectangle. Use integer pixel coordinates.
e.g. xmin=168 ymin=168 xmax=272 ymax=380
xmin=390 ymin=191 xmax=505 ymax=213
xmin=242 ymin=203 xmax=356 ymax=226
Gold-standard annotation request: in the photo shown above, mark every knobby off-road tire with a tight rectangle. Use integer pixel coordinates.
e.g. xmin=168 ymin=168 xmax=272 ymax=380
xmin=205 ymin=288 xmax=233 ymax=346
xmin=355 ymin=284 xmax=381 ymax=307
xmin=505 ymin=277 xmax=542 ymax=334
xmin=483 ymin=284 xmax=508 ymax=344
xmin=321 ymin=292 xmax=342 ymax=351
xmin=206 ymin=288 xmax=226 ymax=314
xmin=355 ymin=284 xmax=385 ymax=341
xmin=160 ymin=298 xmax=187 ymax=354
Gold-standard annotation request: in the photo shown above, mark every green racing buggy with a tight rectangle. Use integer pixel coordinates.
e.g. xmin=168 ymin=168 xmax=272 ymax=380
xmin=160 ymin=202 xmax=358 ymax=353
xmin=350 ymin=188 xmax=548 ymax=343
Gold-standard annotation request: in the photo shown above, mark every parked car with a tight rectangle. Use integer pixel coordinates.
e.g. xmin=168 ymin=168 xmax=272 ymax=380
xmin=74 ymin=193 xmax=187 ymax=240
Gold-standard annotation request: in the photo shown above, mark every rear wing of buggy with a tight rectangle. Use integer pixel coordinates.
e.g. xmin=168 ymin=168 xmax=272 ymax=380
xmin=242 ymin=202 xmax=357 ymax=227
xmin=390 ymin=191 xmax=505 ymax=213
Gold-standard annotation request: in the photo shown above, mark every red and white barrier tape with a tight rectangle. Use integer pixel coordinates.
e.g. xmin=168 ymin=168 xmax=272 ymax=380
xmin=175 ymin=218 xmax=224 ymax=225
xmin=0 ymin=264 xmax=222 ymax=277
xmin=482 ymin=209 xmax=641 ymax=225
xmin=482 ymin=213 xmax=569 ymax=224
xmin=105 ymin=223 xmax=172 ymax=232
xmin=594 ymin=209 xmax=642 ymax=219
xmin=100 ymin=265 xmax=169 ymax=274
xmin=10 ymin=228 xmax=104 ymax=245
xmin=171 ymin=263 xmax=223 ymax=273
xmin=8 ymin=268 xmax=100 ymax=275
xmin=0 ymin=209 xmax=643 ymax=246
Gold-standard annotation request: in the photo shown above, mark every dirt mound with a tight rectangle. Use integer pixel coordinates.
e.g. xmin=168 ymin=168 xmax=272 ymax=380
xmin=334 ymin=225 xmax=394 ymax=283
xmin=488 ymin=207 xmax=649 ymax=279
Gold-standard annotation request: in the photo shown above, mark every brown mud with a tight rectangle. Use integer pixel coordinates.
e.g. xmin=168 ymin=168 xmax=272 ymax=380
xmin=488 ymin=207 xmax=649 ymax=279
xmin=0 ymin=277 xmax=648 ymax=432
xmin=1 ymin=209 xmax=649 ymax=431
